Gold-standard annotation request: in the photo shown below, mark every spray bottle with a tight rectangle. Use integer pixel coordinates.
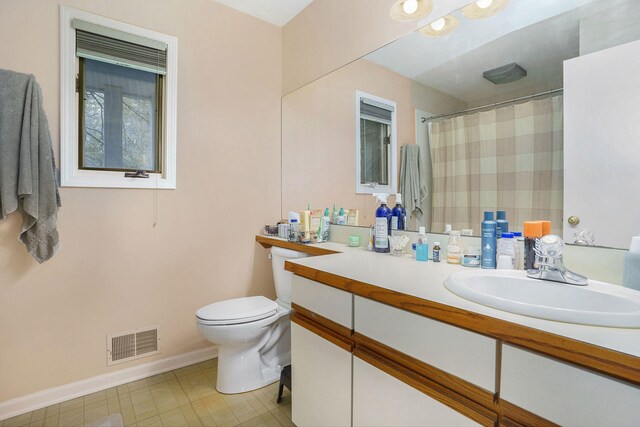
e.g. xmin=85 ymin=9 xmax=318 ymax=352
xmin=391 ymin=193 xmax=406 ymax=230
xmin=373 ymin=193 xmax=392 ymax=253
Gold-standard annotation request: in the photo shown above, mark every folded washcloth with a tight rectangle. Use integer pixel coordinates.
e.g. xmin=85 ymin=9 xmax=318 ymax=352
xmin=0 ymin=69 xmax=61 ymax=263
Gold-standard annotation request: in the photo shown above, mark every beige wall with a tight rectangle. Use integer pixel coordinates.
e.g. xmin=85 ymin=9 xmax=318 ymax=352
xmin=0 ymin=0 xmax=281 ymax=401
xmin=282 ymin=0 xmax=471 ymax=95
xmin=281 ymin=58 xmax=464 ymax=226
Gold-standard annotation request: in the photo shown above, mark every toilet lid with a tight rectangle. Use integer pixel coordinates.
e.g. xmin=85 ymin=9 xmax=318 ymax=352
xmin=196 ymin=296 xmax=278 ymax=325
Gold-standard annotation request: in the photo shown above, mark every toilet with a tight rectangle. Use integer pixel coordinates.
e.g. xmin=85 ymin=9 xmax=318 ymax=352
xmin=195 ymin=246 xmax=307 ymax=394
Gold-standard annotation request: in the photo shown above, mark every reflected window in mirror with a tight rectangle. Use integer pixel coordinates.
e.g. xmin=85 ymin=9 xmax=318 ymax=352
xmin=356 ymin=91 xmax=397 ymax=194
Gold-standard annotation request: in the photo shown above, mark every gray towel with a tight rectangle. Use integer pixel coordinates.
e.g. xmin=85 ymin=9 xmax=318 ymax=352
xmin=0 ymin=69 xmax=61 ymax=263
xmin=400 ymin=144 xmax=427 ymax=219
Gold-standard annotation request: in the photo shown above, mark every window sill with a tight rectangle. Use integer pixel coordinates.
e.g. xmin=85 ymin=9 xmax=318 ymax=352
xmin=62 ymin=169 xmax=175 ymax=189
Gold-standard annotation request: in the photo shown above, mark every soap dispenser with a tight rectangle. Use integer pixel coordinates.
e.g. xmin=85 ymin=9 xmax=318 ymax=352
xmin=623 ymin=235 xmax=640 ymax=291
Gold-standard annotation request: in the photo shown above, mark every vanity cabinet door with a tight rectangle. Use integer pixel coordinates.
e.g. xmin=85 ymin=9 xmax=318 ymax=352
xmin=501 ymin=344 xmax=640 ymax=426
xmin=352 ymin=355 xmax=490 ymax=427
xmin=291 ymin=322 xmax=352 ymax=427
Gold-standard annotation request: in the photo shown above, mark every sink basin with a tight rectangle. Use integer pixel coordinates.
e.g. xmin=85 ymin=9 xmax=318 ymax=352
xmin=444 ymin=270 xmax=640 ymax=328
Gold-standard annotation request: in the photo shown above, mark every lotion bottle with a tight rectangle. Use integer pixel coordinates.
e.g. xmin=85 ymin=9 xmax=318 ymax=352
xmin=373 ymin=193 xmax=391 ymax=253
xmin=416 ymin=226 xmax=429 ymax=262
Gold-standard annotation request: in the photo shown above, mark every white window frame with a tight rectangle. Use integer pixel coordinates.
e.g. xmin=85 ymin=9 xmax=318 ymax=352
xmin=60 ymin=6 xmax=178 ymax=189
xmin=355 ymin=90 xmax=397 ymax=194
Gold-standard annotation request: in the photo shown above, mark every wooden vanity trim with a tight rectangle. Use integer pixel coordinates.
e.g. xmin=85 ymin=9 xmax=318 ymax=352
xmin=292 ymin=303 xmax=352 ymax=339
xmin=499 ymin=400 xmax=559 ymax=427
xmin=291 ymin=311 xmax=353 ymax=352
xmin=353 ymin=332 xmax=497 ymax=410
xmin=354 ymin=346 xmax=498 ymax=427
xmin=255 ymin=235 xmax=339 ymax=256
xmin=285 ymin=261 xmax=640 ymax=386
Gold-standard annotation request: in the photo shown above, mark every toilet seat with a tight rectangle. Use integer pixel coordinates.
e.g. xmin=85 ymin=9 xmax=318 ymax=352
xmin=196 ymin=296 xmax=278 ymax=326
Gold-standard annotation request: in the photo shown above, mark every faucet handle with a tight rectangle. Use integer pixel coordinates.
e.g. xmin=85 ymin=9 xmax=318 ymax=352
xmin=535 ymin=235 xmax=565 ymax=259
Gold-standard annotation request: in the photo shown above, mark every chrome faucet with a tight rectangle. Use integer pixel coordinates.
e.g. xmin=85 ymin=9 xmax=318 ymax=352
xmin=526 ymin=235 xmax=588 ymax=286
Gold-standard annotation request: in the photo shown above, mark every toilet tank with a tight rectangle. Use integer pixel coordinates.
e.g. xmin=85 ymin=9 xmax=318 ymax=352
xmin=271 ymin=246 xmax=308 ymax=308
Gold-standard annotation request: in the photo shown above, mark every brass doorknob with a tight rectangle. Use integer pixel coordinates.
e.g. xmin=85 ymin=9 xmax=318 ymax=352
xmin=568 ymin=216 xmax=580 ymax=226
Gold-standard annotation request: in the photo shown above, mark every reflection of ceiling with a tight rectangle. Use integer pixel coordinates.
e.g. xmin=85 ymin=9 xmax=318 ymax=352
xmin=416 ymin=10 xmax=579 ymax=104
xmin=365 ymin=0 xmax=598 ymax=104
xmin=212 ymin=0 xmax=312 ymax=27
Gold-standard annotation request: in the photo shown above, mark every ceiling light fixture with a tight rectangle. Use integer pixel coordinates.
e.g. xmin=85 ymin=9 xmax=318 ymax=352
xmin=461 ymin=0 xmax=509 ymax=20
xmin=418 ymin=15 xmax=459 ymax=37
xmin=483 ymin=63 xmax=527 ymax=84
xmin=390 ymin=0 xmax=433 ymax=22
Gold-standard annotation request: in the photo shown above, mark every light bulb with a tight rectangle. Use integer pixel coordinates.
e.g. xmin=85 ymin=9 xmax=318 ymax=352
xmin=402 ymin=0 xmax=419 ymax=14
xmin=476 ymin=0 xmax=493 ymax=8
xmin=430 ymin=17 xmax=446 ymax=31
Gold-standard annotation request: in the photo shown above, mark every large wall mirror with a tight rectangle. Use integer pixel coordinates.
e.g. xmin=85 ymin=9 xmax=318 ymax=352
xmin=282 ymin=0 xmax=640 ymax=249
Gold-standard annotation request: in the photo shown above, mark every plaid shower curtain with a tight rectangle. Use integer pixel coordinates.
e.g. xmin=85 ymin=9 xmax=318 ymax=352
xmin=429 ymin=95 xmax=563 ymax=235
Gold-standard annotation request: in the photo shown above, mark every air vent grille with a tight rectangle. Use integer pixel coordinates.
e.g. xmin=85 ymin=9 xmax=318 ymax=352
xmin=107 ymin=326 xmax=160 ymax=365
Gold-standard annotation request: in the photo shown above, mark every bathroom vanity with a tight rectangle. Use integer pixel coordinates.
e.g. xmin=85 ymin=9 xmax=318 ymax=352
xmin=256 ymin=236 xmax=640 ymax=427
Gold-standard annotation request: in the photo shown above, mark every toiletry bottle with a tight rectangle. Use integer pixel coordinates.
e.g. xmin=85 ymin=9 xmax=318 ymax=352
xmin=367 ymin=225 xmax=374 ymax=251
xmin=330 ymin=203 xmax=339 ymax=224
xmin=444 ymin=224 xmax=452 ymax=234
xmin=319 ymin=208 xmax=330 ymax=242
xmin=433 ymin=242 xmax=441 ymax=262
xmin=447 ymin=231 xmax=462 ymax=264
xmin=496 ymin=211 xmax=509 ymax=238
xmin=481 ymin=211 xmax=497 ymax=269
xmin=373 ymin=193 xmax=392 ymax=253
xmin=337 ymin=208 xmax=346 ymax=225
xmin=416 ymin=226 xmax=429 ymax=262
xmin=623 ymin=234 xmax=640 ymax=291
xmin=539 ymin=220 xmax=551 ymax=237
xmin=497 ymin=233 xmax=517 ymax=269
xmin=391 ymin=194 xmax=406 ymax=230
xmin=512 ymin=231 xmax=524 ymax=269
xmin=289 ymin=219 xmax=300 ymax=242
xmin=347 ymin=209 xmax=359 ymax=226
xmin=523 ymin=221 xmax=543 ymax=270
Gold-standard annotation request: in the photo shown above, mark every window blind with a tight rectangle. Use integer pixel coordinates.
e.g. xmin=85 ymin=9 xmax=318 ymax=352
xmin=360 ymin=98 xmax=394 ymax=122
xmin=72 ymin=19 xmax=167 ymax=75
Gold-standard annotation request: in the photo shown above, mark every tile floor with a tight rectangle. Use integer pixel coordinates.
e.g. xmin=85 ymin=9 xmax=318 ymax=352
xmin=1 ymin=359 xmax=294 ymax=427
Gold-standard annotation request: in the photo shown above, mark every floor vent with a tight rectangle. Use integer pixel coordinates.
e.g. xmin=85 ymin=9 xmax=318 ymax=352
xmin=107 ymin=326 xmax=161 ymax=366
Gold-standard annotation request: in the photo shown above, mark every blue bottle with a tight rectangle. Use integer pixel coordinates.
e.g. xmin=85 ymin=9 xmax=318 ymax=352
xmin=481 ymin=211 xmax=497 ymax=269
xmin=374 ymin=193 xmax=392 ymax=253
xmin=496 ymin=210 xmax=509 ymax=238
xmin=416 ymin=226 xmax=429 ymax=262
xmin=391 ymin=193 xmax=406 ymax=231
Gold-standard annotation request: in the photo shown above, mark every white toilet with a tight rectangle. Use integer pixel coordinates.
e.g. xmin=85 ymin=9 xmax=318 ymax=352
xmin=195 ymin=246 xmax=307 ymax=394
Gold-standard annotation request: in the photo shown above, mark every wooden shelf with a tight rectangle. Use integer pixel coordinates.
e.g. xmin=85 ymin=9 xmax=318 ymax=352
xmin=255 ymin=235 xmax=340 ymax=256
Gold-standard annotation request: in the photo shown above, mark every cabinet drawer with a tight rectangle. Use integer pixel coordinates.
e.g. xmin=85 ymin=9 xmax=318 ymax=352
xmin=291 ymin=323 xmax=352 ymax=427
xmin=501 ymin=344 xmax=640 ymax=426
xmin=354 ymin=296 xmax=497 ymax=392
xmin=291 ymin=275 xmax=353 ymax=329
xmin=353 ymin=354 xmax=486 ymax=426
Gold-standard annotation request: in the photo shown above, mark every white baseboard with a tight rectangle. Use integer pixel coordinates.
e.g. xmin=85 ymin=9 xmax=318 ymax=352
xmin=0 ymin=346 xmax=218 ymax=421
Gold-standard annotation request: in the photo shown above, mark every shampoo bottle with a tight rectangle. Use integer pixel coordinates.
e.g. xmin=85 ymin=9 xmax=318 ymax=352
xmin=373 ymin=193 xmax=392 ymax=253
xmin=481 ymin=211 xmax=497 ymax=269
xmin=391 ymin=194 xmax=407 ymax=231
xmin=623 ymin=235 xmax=640 ymax=291
xmin=337 ymin=208 xmax=347 ymax=225
xmin=496 ymin=211 xmax=509 ymax=238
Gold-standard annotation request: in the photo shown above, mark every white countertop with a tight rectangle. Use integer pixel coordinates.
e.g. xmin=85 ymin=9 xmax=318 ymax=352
xmin=287 ymin=242 xmax=640 ymax=358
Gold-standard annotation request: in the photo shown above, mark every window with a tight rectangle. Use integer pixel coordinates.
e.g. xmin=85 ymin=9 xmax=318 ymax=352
xmin=355 ymin=91 xmax=397 ymax=194
xmin=60 ymin=6 xmax=177 ymax=189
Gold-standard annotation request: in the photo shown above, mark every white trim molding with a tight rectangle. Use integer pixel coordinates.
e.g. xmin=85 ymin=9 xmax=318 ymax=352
xmin=355 ymin=90 xmax=398 ymax=195
xmin=59 ymin=6 xmax=178 ymax=189
xmin=0 ymin=347 xmax=217 ymax=421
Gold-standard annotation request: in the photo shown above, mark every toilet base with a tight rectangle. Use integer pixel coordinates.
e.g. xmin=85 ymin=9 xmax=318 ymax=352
xmin=216 ymin=346 xmax=290 ymax=394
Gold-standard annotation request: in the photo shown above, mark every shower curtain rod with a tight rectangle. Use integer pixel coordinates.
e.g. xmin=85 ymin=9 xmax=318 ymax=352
xmin=420 ymin=88 xmax=564 ymax=123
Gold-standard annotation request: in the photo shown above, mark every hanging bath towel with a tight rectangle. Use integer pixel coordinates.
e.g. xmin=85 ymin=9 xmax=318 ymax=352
xmin=400 ymin=144 xmax=427 ymax=220
xmin=0 ymin=69 xmax=61 ymax=263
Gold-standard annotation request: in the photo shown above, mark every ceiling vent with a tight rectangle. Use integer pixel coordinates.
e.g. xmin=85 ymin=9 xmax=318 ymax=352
xmin=107 ymin=326 xmax=161 ymax=365
xmin=483 ymin=63 xmax=527 ymax=84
